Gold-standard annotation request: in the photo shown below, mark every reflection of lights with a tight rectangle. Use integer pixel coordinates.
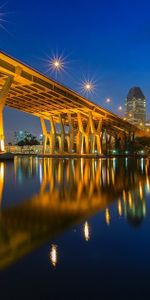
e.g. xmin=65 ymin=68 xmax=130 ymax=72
xmin=50 ymin=244 xmax=58 ymax=267
xmin=143 ymin=203 xmax=146 ymax=216
xmin=140 ymin=158 xmax=144 ymax=173
xmin=111 ymin=168 xmax=115 ymax=185
xmin=139 ymin=182 xmax=143 ymax=200
xmin=83 ymin=221 xmax=90 ymax=241
xmin=146 ymin=177 xmax=150 ymax=192
xmin=0 ymin=162 xmax=4 ymax=205
xmin=123 ymin=189 xmax=126 ymax=203
xmin=105 ymin=208 xmax=110 ymax=225
xmin=128 ymin=191 xmax=132 ymax=208
xmin=0 ymin=162 xmax=4 ymax=180
xmin=125 ymin=157 xmax=128 ymax=168
xmin=39 ymin=164 xmax=42 ymax=183
xmin=0 ymin=139 xmax=4 ymax=152
xmin=118 ymin=200 xmax=122 ymax=217
xmin=113 ymin=158 xmax=116 ymax=172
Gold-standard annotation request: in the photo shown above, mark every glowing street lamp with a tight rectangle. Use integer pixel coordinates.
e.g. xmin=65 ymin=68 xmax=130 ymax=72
xmin=118 ymin=106 xmax=123 ymax=111
xmin=83 ymin=81 xmax=93 ymax=92
xmin=51 ymin=58 xmax=63 ymax=71
xmin=47 ymin=53 xmax=66 ymax=77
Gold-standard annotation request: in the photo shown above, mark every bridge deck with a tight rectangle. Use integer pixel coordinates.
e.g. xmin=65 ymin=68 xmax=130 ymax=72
xmin=0 ymin=51 xmax=139 ymax=133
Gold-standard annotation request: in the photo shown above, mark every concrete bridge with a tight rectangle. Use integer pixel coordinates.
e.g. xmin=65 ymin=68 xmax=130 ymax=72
xmin=0 ymin=51 xmax=143 ymax=154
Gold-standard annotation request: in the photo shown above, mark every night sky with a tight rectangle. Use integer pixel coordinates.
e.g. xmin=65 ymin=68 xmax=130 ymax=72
xmin=1 ymin=0 xmax=150 ymax=142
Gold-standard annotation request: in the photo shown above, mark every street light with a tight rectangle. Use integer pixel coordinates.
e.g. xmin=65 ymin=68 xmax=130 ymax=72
xmin=118 ymin=106 xmax=123 ymax=111
xmin=84 ymin=82 xmax=93 ymax=91
xmin=81 ymin=80 xmax=94 ymax=94
xmin=50 ymin=57 xmax=64 ymax=71
xmin=106 ymin=98 xmax=111 ymax=103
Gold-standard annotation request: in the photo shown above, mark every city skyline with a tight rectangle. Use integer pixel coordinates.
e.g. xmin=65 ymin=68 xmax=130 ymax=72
xmin=1 ymin=0 xmax=150 ymax=141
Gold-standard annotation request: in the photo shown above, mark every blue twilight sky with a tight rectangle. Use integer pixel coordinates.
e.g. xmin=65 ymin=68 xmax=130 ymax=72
xmin=1 ymin=0 xmax=150 ymax=142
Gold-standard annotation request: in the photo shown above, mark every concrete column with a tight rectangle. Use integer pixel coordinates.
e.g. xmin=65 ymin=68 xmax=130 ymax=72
xmin=40 ymin=117 xmax=47 ymax=154
xmin=89 ymin=113 xmax=102 ymax=155
xmin=58 ymin=114 xmax=65 ymax=153
xmin=49 ymin=116 xmax=56 ymax=154
xmin=68 ymin=114 xmax=74 ymax=154
xmin=77 ymin=113 xmax=84 ymax=154
xmin=0 ymin=75 xmax=14 ymax=152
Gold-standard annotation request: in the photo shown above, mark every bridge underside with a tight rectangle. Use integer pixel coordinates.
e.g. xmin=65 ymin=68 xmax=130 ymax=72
xmin=0 ymin=51 xmax=141 ymax=154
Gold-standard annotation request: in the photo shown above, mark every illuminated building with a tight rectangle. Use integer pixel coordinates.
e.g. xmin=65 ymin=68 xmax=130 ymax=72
xmin=125 ymin=87 xmax=146 ymax=127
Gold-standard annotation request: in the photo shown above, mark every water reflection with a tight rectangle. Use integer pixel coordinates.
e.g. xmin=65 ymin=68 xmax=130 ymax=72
xmin=83 ymin=221 xmax=90 ymax=241
xmin=50 ymin=244 xmax=58 ymax=268
xmin=0 ymin=157 xmax=150 ymax=269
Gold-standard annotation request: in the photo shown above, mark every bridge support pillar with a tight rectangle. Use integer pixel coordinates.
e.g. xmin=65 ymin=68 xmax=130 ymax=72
xmin=77 ymin=113 xmax=90 ymax=154
xmin=49 ymin=116 xmax=56 ymax=154
xmin=58 ymin=115 xmax=65 ymax=154
xmin=0 ymin=75 xmax=14 ymax=152
xmin=67 ymin=114 xmax=74 ymax=154
xmin=40 ymin=116 xmax=56 ymax=154
xmin=89 ymin=113 xmax=103 ymax=155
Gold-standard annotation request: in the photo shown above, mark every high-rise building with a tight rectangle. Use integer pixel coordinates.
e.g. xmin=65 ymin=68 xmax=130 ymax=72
xmin=125 ymin=87 xmax=146 ymax=127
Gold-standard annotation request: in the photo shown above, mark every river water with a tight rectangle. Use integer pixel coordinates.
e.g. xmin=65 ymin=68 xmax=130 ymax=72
xmin=0 ymin=157 xmax=150 ymax=299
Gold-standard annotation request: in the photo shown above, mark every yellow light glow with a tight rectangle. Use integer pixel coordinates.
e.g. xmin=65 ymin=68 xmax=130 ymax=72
xmin=105 ymin=208 xmax=110 ymax=225
xmin=128 ymin=191 xmax=132 ymax=208
xmin=84 ymin=82 xmax=93 ymax=91
xmin=48 ymin=53 xmax=65 ymax=74
xmin=123 ymin=189 xmax=126 ymax=202
xmin=83 ymin=221 xmax=90 ymax=241
xmin=81 ymin=78 xmax=95 ymax=94
xmin=118 ymin=199 xmax=122 ymax=216
xmin=140 ymin=122 xmax=143 ymax=126
xmin=146 ymin=177 xmax=150 ymax=192
xmin=139 ymin=182 xmax=143 ymax=200
xmin=0 ymin=139 xmax=4 ymax=152
xmin=53 ymin=60 xmax=60 ymax=68
xmin=50 ymin=244 xmax=58 ymax=267
xmin=129 ymin=113 xmax=132 ymax=117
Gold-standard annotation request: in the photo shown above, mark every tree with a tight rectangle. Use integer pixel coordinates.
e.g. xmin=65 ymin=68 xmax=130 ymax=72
xmin=17 ymin=133 xmax=40 ymax=146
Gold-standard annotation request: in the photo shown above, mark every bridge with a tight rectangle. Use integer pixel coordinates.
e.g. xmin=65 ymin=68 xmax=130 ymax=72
xmin=0 ymin=51 xmax=142 ymax=154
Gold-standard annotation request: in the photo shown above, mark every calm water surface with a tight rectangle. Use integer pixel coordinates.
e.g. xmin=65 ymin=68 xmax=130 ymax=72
xmin=0 ymin=157 xmax=150 ymax=299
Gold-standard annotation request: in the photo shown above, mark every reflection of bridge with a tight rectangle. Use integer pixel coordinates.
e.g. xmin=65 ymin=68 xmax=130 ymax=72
xmin=0 ymin=157 xmax=148 ymax=269
xmin=0 ymin=51 xmax=142 ymax=154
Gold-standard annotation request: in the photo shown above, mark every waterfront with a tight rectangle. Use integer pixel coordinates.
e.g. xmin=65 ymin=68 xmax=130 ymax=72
xmin=0 ymin=157 xmax=150 ymax=299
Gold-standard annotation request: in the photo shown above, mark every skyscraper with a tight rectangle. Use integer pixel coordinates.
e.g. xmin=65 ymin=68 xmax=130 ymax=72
xmin=125 ymin=87 xmax=146 ymax=126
